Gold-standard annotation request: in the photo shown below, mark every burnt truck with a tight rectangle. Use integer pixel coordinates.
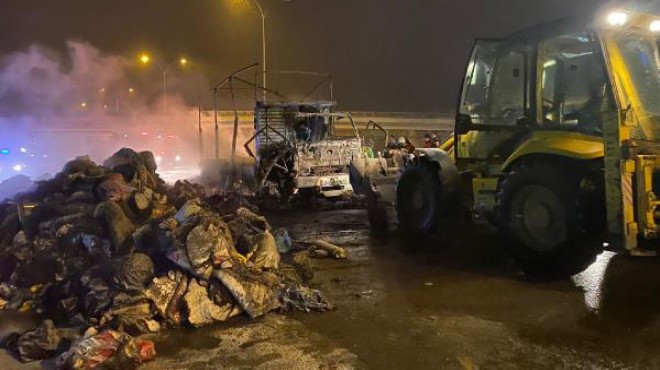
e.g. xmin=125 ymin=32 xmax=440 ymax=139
xmin=243 ymin=101 xmax=366 ymax=200
xmin=240 ymin=100 xmax=403 ymax=205
xmin=203 ymin=65 xmax=400 ymax=204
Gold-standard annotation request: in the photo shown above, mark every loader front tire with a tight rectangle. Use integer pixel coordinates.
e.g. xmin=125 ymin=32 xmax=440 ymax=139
xmin=396 ymin=162 xmax=442 ymax=235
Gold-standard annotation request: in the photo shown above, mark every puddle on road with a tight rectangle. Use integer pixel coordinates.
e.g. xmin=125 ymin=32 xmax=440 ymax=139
xmin=568 ymin=248 xmax=660 ymax=331
xmin=571 ymin=251 xmax=617 ymax=311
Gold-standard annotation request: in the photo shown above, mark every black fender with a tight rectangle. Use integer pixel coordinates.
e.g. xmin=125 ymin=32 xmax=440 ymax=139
xmin=410 ymin=148 xmax=461 ymax=201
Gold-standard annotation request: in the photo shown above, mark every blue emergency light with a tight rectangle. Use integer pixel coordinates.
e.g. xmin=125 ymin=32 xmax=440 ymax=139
xmin=0 ymin=148 xmax=9 ymax=155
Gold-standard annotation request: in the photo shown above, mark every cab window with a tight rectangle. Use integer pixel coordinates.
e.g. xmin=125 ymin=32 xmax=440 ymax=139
xmin=617 ymin=34 xmax=660 ymax=116
xmin=538 ymin=33 xmax=613 ymax=134
xmin=460 ymin=41 xmax=527 ymax=126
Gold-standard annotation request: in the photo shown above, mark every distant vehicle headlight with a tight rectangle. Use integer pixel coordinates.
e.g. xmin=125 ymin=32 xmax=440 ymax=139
xmin=175 ymin=155 xmax=182 ymax=162
xmin=12 ymin=164 xmax=23 ymax=172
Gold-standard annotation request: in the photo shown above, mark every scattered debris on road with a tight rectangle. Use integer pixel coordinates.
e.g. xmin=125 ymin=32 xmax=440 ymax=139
xmin=294 ymin=239 xmax=349 ymax=259
xmin=0 ymin=148 xmax=333 ymax=369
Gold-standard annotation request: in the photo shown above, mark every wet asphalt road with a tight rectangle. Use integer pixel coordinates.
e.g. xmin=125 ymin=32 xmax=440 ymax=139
xmin=271 ymin=209 xmax=660 ymax=369
xmin=4 ymin=208 xmax=660 ymax=369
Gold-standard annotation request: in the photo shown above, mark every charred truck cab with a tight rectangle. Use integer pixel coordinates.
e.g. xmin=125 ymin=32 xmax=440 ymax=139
xmin=395 ymin=10 xmax=660 ymax=275
xmin=245 ymin=102 xmax=362 ymax=200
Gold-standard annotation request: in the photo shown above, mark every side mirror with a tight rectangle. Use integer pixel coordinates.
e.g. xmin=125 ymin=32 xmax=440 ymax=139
xmin=455 ymin=113 xmax=473 ymax=135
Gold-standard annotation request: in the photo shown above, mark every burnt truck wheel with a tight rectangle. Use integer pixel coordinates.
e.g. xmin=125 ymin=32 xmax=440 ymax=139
xmin=396 ymin=162 xmax=442 ymax=235
xmin=496 ymin=162 xmax=604 ymax=276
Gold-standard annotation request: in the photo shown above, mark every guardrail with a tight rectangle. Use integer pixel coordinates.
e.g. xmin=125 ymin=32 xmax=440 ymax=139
xmin=199 ymin=111 xmax=454 ymax=131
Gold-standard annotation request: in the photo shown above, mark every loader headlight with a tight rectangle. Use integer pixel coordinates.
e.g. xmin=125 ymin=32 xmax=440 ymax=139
xmin=607 ymin=11 xmax=628 ymax=26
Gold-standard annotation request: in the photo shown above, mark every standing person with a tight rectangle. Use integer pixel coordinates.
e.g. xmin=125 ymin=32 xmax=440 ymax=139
xmin=404 ymin=137 xmax=416 ymax=153
xmin=386 ymin=135 xmax=398 ymax=150
xmin=295 ymin=121 xmax=312 ymax=142
xmin=396 ymin=137 xmax=407 ymax=149
xmin=424 ymin=133 xmax=433 ymax=148
xmin=430 ymin=133 xmax=441 ymax=148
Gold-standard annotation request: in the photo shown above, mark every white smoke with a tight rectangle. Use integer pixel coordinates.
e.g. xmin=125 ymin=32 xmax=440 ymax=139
xmin=0 ymin=41 xmax=209 ymax=184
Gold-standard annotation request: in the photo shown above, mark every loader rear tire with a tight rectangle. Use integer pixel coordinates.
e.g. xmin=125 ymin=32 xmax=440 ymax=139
xmin=396 ymin=162 xmax=442 ymax=235
xmin=496 ymin=161 xmax=604 ymax=277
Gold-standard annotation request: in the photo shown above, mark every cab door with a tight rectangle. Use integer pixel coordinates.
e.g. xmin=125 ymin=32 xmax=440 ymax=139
xmin=455 ymin=39 xmax=532 ymax=164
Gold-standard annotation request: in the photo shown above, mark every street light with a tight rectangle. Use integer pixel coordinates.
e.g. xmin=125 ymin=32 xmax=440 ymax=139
xmin=139 ymin=53 xmax=189 ymax=109
xmin=241 ymin=0 xmax=295 ymax=102
xmin=246 ymin=0 xmax=267 ymax=102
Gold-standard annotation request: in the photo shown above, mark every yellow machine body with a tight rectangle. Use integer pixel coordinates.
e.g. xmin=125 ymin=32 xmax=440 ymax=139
xmin=446 ymin=10 xmax=660 ymax=251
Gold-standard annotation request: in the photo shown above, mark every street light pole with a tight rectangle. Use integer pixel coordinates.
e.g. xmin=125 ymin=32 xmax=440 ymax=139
xmin=162 ymin=67 xmax=168 ymax=110
xmin=241 ymin=0 xmax=296 ymax=103
xmin=248 ymin=0 xmax=267 ymax=103
xmin=139 ymin=54 xmax=188 ymax=110
xmin=261 ymin=7 xmax=266 ymax=102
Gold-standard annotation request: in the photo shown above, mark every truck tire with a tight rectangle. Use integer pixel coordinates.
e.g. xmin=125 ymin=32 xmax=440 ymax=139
xmin=396 ymin=162 xmax=442 ymax=235
xmin=496 ymin=161 xmax=604 ymax=276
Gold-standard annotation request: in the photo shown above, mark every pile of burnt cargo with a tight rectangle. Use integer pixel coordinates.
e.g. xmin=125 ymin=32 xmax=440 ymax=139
xmin=0 ymin=148 xmax=332 ymax=369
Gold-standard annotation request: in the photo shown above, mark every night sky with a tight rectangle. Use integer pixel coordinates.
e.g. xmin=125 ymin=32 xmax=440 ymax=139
xmin=0 ymin=0 xmax=623 ymax=112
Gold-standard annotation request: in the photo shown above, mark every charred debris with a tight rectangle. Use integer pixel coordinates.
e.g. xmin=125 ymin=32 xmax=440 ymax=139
xmin=0 ymin=147 xmax=341 ymax=369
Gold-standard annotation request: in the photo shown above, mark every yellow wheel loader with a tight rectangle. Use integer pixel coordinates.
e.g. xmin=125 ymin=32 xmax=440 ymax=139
xmin=393 ymin=9 xmax=660 ymax=274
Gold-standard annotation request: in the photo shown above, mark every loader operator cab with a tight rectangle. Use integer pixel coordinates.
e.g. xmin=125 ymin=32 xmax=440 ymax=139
xmin=538 ymin=35 xmax=613 ymax=134
xmin=457 ymin=11 xmax=660 ymax=153
xmin=458 ymin=10 xmax=660 ymax=262
xmin=456 ymin=29 xmax=617 ymax=161
xmin=396 ymin=10 xmax=660 ymax=275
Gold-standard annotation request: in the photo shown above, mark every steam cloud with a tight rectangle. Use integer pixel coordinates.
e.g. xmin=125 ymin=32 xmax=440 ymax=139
xmin=0 ymin=41 xmax=216 ymax=187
